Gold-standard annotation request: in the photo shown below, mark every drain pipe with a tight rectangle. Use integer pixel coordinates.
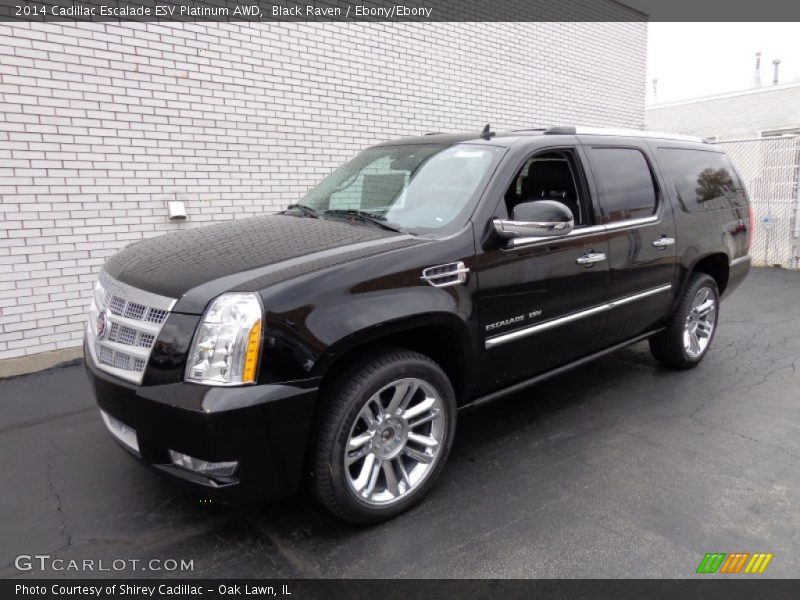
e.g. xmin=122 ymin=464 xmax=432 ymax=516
xmin=793 ymin=138 xmax=800 ymax=268
xmin=794 ymin=152 xmax=800 ymax=268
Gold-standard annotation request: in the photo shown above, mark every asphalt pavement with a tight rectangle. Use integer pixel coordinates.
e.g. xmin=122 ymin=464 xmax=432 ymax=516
xmin=1 ymin=267 xmax=799 ymax=579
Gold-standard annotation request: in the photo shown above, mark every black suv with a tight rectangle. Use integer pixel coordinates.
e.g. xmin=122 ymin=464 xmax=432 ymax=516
xmin=85 ymin=126 xmax=752 ymax=523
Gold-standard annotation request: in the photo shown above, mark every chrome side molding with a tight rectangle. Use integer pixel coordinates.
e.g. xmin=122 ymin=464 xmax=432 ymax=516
xmin=505 ymin=215 xmax=659 ymax=250
xmin=730 ymin=255 xmax=751 ymax=267
xmin=606 ymin=284 xmax=673 ymax=308
xmin=493 ymin=217 xmax=574 ymax=239
xmin=485 ymin=284 xmax=673 ymax=349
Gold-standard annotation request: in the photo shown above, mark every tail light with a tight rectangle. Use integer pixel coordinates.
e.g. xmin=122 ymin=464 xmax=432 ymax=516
xmin=746 ymin=204 xmax=754 ymax=253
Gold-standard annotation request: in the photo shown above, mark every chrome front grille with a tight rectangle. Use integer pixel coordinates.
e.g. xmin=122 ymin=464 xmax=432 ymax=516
xmin=106 ymin=292 xmax=168 ymax=324
xmin=107 ymin=322 xmax=155 ymax=347
xmin=87 ymin=270 xmax=176 ymax=384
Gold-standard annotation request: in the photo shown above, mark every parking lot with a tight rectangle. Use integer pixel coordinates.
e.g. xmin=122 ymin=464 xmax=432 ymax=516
xmin=1 ymin=267 xmax=799 ymax=579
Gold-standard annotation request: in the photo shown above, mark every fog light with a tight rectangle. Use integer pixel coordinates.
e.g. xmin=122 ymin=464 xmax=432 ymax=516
xmin=100 ymin=410 xmax=140 ymax=455
xmin=168 ymin=450 xmax=239 ymax=481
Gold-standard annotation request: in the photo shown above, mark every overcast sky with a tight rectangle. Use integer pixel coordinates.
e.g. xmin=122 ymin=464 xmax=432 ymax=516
xmin=646 ymin=22 xmax=800 ymax=105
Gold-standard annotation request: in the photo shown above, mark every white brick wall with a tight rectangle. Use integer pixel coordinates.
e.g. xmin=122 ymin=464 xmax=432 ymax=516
xmin=0 ymin=20 xmax=647 ymax=360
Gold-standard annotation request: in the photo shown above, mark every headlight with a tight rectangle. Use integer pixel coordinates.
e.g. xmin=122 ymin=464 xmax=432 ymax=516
xmin=185 ymin=293 xmax=263 ymax=386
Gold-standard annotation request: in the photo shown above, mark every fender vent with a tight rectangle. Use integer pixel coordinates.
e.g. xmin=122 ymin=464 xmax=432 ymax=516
xmin=421 ymin=261 xmax=469 ymax=287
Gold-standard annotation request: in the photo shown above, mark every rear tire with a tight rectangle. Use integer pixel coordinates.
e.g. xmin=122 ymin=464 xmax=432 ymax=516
xmin=649 ymin=273 xmax=719 ymax=369
xmin=310 ymin=348 xmax=456 ymax=524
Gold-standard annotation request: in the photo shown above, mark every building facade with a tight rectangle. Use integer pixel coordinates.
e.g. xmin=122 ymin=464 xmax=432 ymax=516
xmin=0 ymin=17 xmax=647 ymax=363
xmin=646 ymin=83 xmax=800 ymax=141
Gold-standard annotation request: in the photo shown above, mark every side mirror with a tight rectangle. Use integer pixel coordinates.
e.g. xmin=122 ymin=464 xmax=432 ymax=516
xmin=493 ymin=200 xmax=574 ymax=239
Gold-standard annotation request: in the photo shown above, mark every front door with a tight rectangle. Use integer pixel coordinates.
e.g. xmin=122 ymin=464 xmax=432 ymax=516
xmin=581 ymin=139 xmax=678 ymax=347
xmin=474 ymin=146 xmax=611 ymax=395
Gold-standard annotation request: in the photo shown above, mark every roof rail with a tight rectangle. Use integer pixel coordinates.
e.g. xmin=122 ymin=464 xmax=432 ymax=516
xmin=544 ymin=126 xmax=707 ymax=143
xmin=545 ymin=126 xmax=577 ymax=135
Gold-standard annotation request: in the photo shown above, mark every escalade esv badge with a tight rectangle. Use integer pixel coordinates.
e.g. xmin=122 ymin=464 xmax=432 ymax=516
xmin=84 ymin=125 xmax=753 ymax=524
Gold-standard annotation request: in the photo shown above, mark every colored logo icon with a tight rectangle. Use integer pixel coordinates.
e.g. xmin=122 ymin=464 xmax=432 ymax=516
xmin=696 ymin=552 xmax=773 ymax=574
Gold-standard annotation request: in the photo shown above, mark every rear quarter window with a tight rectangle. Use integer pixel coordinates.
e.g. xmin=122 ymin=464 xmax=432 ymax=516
xmin=656 ymin=148 xmax=746 ymax=212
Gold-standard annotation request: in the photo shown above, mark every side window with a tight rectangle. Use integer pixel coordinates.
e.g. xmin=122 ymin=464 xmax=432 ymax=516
xmin=503 ymin=150 xmax=590 ymax=226
xmin=656 ymin=148 xmax=744 ymax=212
xmin=588 ymin=147 xmax=657 ymax=222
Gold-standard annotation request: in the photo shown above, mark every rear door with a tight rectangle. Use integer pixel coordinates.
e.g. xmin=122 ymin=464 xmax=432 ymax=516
xmin=581 ymin=137 xmax=678 ymax=346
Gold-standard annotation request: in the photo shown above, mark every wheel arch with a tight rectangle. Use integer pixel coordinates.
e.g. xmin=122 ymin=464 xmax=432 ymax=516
xmin=311 ymin=313 xmax=475 ymax=403
xmin=687 ymin=252 xmax=730 ymax=295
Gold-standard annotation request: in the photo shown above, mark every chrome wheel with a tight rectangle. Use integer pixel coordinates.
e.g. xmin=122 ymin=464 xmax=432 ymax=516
xmin=344 ymin=377 xmax=445 ymax=506
xmin=683 ymin=286 xmax=716 ymax=359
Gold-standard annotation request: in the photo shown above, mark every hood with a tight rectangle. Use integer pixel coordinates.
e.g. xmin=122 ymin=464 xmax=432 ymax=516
xmin=104 ymin=214 xmax=424 ymax=308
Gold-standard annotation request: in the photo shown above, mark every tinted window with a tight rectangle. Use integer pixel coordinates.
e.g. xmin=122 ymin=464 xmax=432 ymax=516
xmin=657 ymin=148 xmax=745 ymax=212
xmin=589 ymin=148 xmax=657 ymax=222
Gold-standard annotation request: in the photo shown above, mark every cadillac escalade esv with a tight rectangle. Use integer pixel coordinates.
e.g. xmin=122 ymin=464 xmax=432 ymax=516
xmin=85 ymin=126 xmax=752 ymax=523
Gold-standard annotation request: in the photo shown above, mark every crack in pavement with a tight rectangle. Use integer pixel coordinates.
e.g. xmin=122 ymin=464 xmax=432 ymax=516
xmin=688 ymin=415 xmax=800 ymax=461
xmin=0 ymin=406 xmax=96 ymax=437
xmin=45 ymin=439 xmax=73 ymax=550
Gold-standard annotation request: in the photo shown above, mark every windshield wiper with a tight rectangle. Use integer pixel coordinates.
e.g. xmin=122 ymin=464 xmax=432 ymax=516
xmin=285 ymin=203 xmax=320 ymax=218
xmin=323 ymin=209 xmax=408 ymax=234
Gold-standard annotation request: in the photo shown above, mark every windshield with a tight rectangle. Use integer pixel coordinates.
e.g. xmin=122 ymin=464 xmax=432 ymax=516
xmin=296 ymin=143 xmax=505 ymax=235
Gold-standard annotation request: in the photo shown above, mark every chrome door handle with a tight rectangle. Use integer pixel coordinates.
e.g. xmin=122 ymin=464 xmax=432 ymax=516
xmin=652 ymin=237 xmax=675 ymax=248
xmin=576 ymin=252 xmax=607 ymax=266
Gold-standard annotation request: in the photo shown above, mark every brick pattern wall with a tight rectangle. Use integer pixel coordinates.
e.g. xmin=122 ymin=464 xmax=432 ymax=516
xmin=0 ymin=20 xmax=646 ymax=360
xmin=646 ymin=84 xmax=800 ymax=141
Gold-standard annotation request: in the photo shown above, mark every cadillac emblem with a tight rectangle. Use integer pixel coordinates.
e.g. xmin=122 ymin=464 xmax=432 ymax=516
xmin=96 ymin=310 xmax=109 ymax=340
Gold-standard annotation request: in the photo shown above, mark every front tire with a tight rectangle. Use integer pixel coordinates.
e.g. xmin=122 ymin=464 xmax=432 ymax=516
xmin=649 ymin=273 xmax=719 ymax=369
xmin=311 ymin=349 xmax=456 ymax=524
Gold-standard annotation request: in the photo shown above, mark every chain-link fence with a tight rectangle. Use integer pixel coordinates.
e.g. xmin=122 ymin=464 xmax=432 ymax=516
xmin=717 ymin=136 xmax=800 ymax=269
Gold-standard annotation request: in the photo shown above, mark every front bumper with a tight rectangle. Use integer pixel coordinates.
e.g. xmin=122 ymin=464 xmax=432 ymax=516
xmin=85 ymin=340 xmax=319 ymax=503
